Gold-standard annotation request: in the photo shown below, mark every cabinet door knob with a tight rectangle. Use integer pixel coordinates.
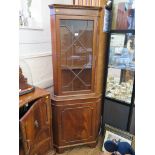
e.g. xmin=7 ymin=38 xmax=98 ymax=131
xmin=34 ymin=120 xmax=39 ymax=128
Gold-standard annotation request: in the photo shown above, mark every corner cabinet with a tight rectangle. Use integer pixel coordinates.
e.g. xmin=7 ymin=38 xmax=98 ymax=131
xmin=49 ymin=4 xmax=103 ymax=153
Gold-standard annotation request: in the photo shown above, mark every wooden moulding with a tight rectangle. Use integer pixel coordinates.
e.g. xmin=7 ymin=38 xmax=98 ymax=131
xmin=49 ymin=4 xmax=102 ymax=17
xmin=51 ymin=93 xmax=102 ymax=103
xmin=49 ymin=4 xmax=102 ymax=10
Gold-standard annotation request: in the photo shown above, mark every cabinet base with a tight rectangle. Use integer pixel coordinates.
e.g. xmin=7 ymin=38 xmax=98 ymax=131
xmin=54 ymin=140 xmax=97 ymax=154
xmin=52 ymin=95 xmax=101 ymax=154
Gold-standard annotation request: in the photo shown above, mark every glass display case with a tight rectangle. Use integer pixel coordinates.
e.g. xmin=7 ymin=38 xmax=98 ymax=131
xmin=105 ymin=0 xmax=135 ymax=104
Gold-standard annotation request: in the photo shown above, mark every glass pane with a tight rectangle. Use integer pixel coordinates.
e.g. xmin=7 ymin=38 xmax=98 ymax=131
xmin=109 ymin=33 xmax=135 ymax=70
xmin=60 ymin=19 xmax=94 ymax=92
xmin=112 ymin=0 xmax=135 ymax=30
xmin=106 ymin=68 xmax=134 ymax=103
xmin=106 ymin=33 xmax=135 ymax=103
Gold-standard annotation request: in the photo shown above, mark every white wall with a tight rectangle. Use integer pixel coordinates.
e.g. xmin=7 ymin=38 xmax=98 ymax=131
xmin=19 ymin=0 xmax=73 ymax=95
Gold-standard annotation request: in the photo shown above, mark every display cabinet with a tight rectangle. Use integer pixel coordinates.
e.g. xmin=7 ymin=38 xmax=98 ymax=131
xmin=103 ymin=0 xmax=135 ymax=132
xmin=49 ymin=4 xmax=103 ymax=153
xmin=106 ymin=31 xmax=135 ymax=103
xmin=105 ymin=0 xmax=135 ymax=104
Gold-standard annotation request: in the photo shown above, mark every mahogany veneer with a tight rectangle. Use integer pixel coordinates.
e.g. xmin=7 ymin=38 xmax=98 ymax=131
xmin=49 ymin=4 xmax=104 ymax=153
xmin=19 ymin=87 xmax=55 ymax=155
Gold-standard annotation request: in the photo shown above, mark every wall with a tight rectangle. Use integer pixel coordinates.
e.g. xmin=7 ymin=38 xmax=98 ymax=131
xmin=19 ymin=0 xmax=73 ymax=95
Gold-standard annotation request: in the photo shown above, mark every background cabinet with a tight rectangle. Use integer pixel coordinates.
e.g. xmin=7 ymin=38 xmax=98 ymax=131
xmin=49 ymin=4 xmax=104 ymax=153
xmin=19 ymin=87 xmax=55 ymax=155
xmin=103 ymin=0 xmax=135 ymax=133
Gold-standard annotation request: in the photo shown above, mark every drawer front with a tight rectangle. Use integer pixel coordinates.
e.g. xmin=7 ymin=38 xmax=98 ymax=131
xmin=20 ymin=96 xmax=52 ymax=154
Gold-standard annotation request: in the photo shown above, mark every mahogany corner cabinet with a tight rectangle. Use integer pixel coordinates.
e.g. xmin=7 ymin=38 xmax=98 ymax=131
xmin=49 ymin=4 xmax=103 ymax=153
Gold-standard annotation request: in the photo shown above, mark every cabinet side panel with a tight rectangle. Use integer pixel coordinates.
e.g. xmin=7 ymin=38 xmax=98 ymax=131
xmin=50 ymin=15 xmax=59 ymax=95
xmin=51 ymin=103 xmax=61 ymax=145
xmin=95 ymin=99 xmax=102 ymax=138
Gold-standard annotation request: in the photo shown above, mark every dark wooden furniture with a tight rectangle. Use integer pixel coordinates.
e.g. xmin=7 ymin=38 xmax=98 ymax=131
xmin=49 ymin=4 xmax=105 ymax=153
xmin=19 ymin=87 xmax=55 ymax=155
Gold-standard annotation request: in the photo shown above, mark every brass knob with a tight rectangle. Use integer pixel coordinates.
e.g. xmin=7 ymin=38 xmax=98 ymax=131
xmin=34 ymin=120 xmax=39 ymax=128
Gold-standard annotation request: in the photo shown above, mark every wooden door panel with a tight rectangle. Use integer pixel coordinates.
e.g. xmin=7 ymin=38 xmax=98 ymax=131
xmin=20 ymin=97 xmax=51 ymax=154
xmin=30 ymin=139 xmax=51 ymax=155
xmin=60 ymin=103 xmax=96 ymax=144
xmin=20 ymin=103 xmax=36 ymax=152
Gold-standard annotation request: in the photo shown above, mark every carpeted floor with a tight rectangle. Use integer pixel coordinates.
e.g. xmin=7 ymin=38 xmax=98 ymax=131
xmin=47 ymin=136 xmax=106 ymax=155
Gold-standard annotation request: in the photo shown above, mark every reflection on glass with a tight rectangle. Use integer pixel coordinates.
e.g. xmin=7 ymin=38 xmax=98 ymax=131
xmin=112 ymin=0 xmax=135 ymax=30
xmin=106 ymin=68 xmax=134 ymax=103
xmin=106 ymin=33 xmax=135 ymax=103
xmin=60 ymin=19 xmax=94 ymax=92
xmin=109 ymin=33 xmax=135 ymax=71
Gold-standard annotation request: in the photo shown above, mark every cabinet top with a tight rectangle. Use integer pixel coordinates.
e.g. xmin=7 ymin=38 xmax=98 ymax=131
xmin=49 ymin=4 xmax=102 ymax=16
xmin=49 ymin=4 xmax=102 ymax=10
xmin=19 ymin=87 xmax=50 ymax=108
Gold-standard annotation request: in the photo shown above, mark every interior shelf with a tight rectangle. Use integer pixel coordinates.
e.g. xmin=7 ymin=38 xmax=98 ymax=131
xmin=108 ymin=65 xmax=135 ymax=71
